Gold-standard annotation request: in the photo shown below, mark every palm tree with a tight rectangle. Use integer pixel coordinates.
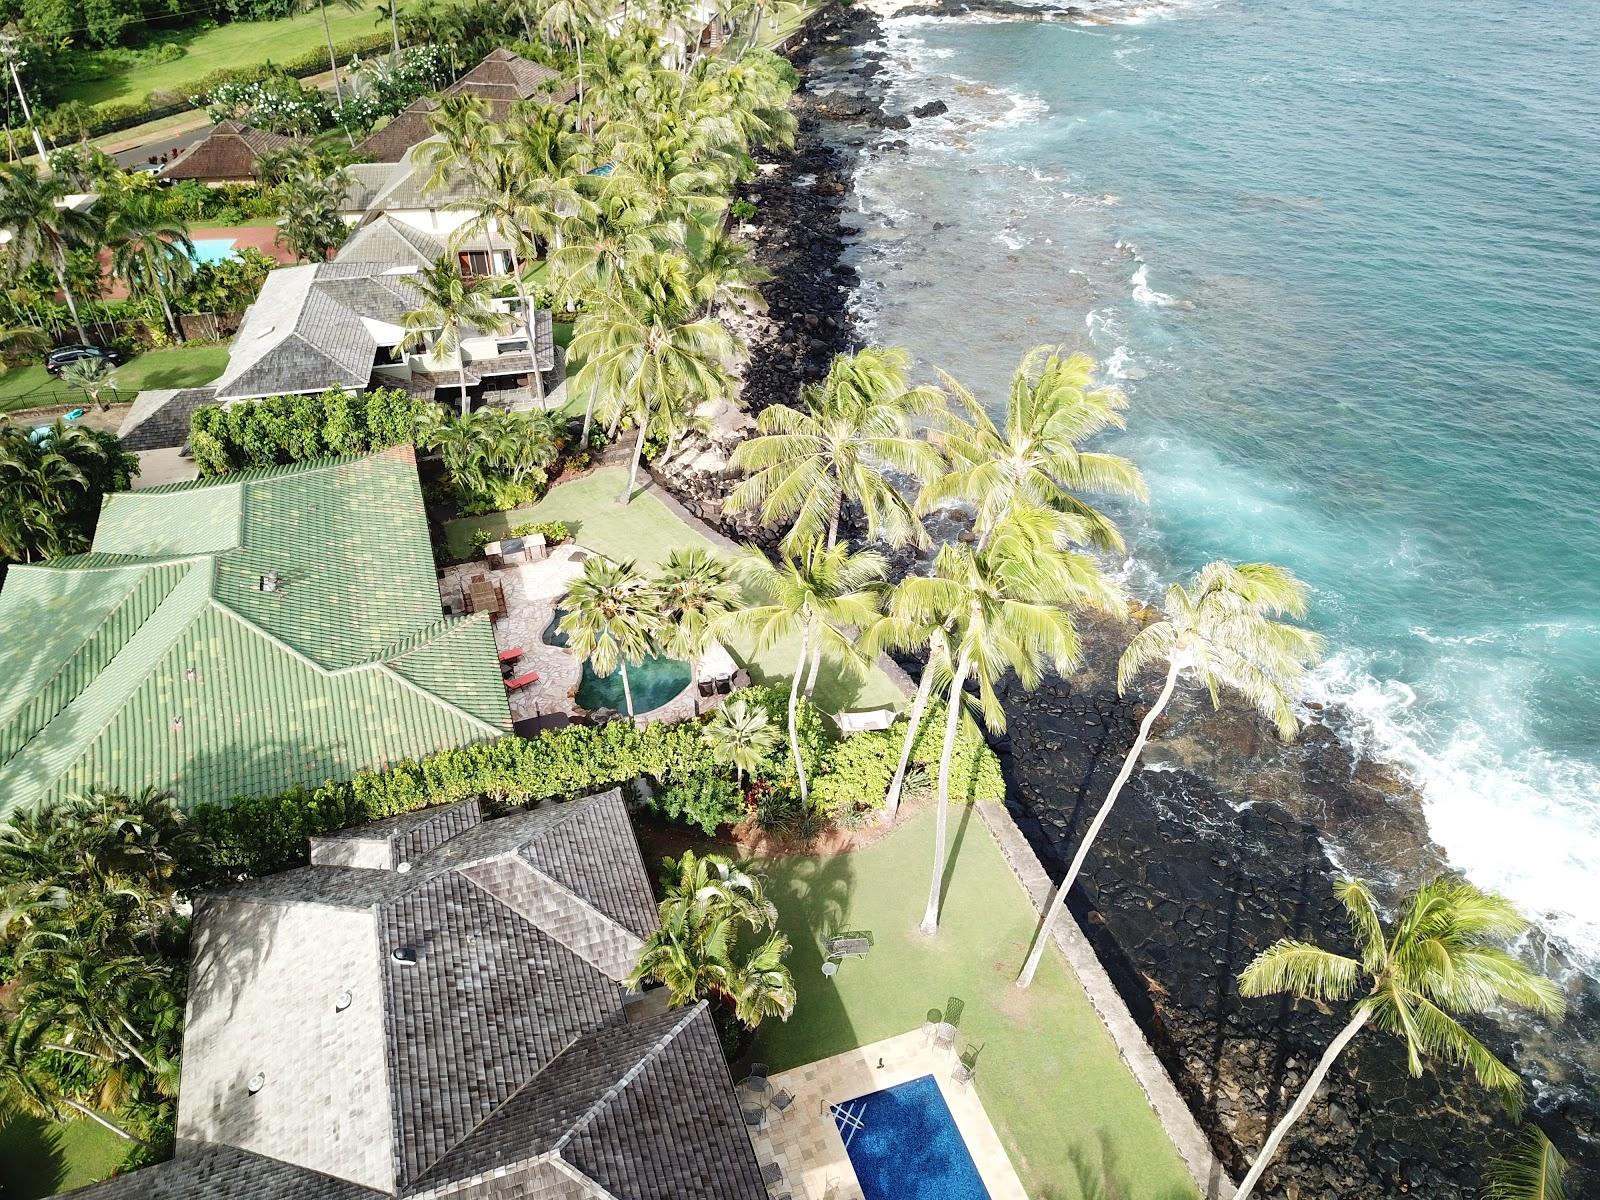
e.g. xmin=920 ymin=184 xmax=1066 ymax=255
xmin=303 ymin=0 xmax=363 ymax=103
xmin=374 ymin=0 xmax=401 ymax=54
xmin=653 ymin=547 xmax=740 ymax=682
xmin=104 ymin=190 xmax=194 ymax=341
xmin=1233 ymin=877 xmax=1564 ymax=1200
xmin=728 ymin=345 xmax=944 ymax=552
xmin=626 ymin=850 xmax=795 ymax=1027
xmin=921 ymin=346 xmax=1147 ymax=550
xmin=896 ymin=505 xmax=1119 ymax=935
xmin=400 ymin=254 xmax=511 ymax=416
xmin=0 ymin=163 xmax=96 ymax=343
xmin=1487 ymin=1127 xmax=1568 ymax=1200
xmin=861 ymin=596 xmax=951 ymax=825
xmin=274 ymin=165 xmax=350 ymax=263
xmin=550 ymin=194 xmax=670 ymax=329
xmin=729 ymin=539 xmax=884 ymax=805
xmin=568 ymin=250 xmax=742 ymax=503
xmin=557 ymin=557 xmax=659 ymax=717
xmin=703 ymin=698 xmax=779 ymax=784
xmin=59 ymin=356 xmax=118 ymax=411
xmin=539 ymin=0 xmax=604 ymax=117
xmin=0 ymin=1030 xmax=146 ymax=1144
xmin=1016 ymin=561 xmax=1325 ymax=988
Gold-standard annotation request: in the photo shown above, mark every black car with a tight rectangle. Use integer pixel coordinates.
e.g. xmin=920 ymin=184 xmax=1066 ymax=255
xmin=45 ymin=344 xmax=125 ymax=375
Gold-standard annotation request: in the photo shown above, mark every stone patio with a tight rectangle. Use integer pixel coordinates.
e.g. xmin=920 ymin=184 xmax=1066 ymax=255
xmin=742 ymin=1028 xmax=1028 ymax=1200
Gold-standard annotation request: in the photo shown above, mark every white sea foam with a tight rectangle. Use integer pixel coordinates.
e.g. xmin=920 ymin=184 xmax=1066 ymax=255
xmin=1131 ymin=263 xmax=1180 ymax=306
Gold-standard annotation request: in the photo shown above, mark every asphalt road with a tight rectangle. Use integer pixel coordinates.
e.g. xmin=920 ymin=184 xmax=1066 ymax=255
xmin=112 ymin=125 xmax=214 ymax=170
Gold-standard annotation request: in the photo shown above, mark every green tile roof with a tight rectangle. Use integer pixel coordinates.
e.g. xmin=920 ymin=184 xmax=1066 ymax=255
xmin=0 ymin=448 xmax=511 ymax=816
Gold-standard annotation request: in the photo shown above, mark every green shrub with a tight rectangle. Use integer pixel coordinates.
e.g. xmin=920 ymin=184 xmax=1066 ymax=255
xmin=188 ymin=386 xmax=432 ymax=477
xmin=510 ymin=519 xmax=572 ymax=543
xmin=454 ymin=475 xmax=547 ymax=517
xmin=644 ymin=771 xmax=744 ymax=836
xmin=908 ymin=702 xmax=1006 ymax=804
xmin=811 ymin=727 xmax=897 ymax=817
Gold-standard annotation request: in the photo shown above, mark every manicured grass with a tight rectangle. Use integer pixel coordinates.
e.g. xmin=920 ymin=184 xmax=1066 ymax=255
xmin=0 ymin=1113 xmax=128 ymax=1198
xmin=63 ymin=4 xmax=395 ymax=109
xmin=0 ymin=344 xmax=231 ymax=416
xmin=728 ymin=805 xmax=1200 ymax=1200
xmin=445 ymin=466 xmax=906 ymax=715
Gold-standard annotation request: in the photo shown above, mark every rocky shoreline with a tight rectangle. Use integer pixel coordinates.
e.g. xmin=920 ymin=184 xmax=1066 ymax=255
xmin=656 ymin=4 xmax=1599 ymax=1193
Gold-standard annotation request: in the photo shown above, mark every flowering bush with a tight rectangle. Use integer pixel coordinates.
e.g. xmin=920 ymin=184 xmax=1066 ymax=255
xmin=194 ymin=72 xmax=332 ymax=136
xmin=331 ymin=46 xmax=451 ymax=135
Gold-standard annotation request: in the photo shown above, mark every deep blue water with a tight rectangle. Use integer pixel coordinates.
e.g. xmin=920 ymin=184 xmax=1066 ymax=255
xmin=832 ymin=1074 xmax=991 ymax=1200
xmin=846 ymin=0 xmax=1600 ymax=956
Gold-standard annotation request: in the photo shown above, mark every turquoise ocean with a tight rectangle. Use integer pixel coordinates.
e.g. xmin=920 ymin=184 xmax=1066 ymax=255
xmin=842 ymin=0 xmax=1600 ymax=960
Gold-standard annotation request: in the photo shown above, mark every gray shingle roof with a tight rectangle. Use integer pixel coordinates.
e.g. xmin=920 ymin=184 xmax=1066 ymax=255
xmin=118 ymin=386 xmax=218 ymax=452
xmin=520 ymin=791 xmax=659 ymax=939
xmin=159 ymin=120 xmax=300 ymax=183
xmin=58 ymin=1143 xmax=387 ymax=1200
xmin=336 ymin=214 xmax=447 ymax=265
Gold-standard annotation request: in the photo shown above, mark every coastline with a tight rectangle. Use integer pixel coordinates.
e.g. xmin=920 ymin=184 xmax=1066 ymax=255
xmin=658 ymin=4 xmax=1600 ymax=1195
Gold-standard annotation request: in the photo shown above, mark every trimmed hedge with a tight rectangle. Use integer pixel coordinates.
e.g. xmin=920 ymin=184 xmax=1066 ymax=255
xmin=189 ymin=387 xmax=432 ymax=477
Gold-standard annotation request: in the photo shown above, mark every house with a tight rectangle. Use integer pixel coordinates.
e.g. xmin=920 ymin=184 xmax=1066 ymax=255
xmin=61 ymin=788 xmax=768 ymax=1200
xmin=0 ymin=448 xmax=511 ymax=816
xmin=353 ymin=48 xmax=576 ymax=164
xmin=337 ymin=136 xmax=489 ymax=251
xmin=158 ymin=120 xmax=301 ymax=186
xmin=203 ymin=257 xmax=553 ymax=407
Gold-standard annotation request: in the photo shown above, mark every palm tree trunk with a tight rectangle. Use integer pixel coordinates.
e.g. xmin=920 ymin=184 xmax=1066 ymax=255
xmin=620 ymin=418 xmax=647 ymax=503
xmin=882 ymin=661 xmax=936 ymax=825
xmin=154 ymin=273 xmax=181 ymax=343
xmin=58 ymin=1097 xmax=147 ymax=1145
xmin=1234 ymin=1007 xmax=1371 ymax=1200
xmin=321 ymin=0 xmax=345 ymax=104
xmin=580 ymin=383 xmax=598 ymax=447
xmin=506 ymin=244 xmax=545 ymax=407
xmin=920 ymin=652 xmax=970 ymax=935
xmin=788 ymin=623 xmax=811 ymax=805
xmin=1016 ymin=657 xmax=1180 ymax=987
xmin=390 ymin=1 xmax=402 ymax=55
xmin=802 ymin=639 xmax=822 ymax=698
xmin=458 ymin=358 xmax=471 ymax=417
xmin=620 ymin=659 xmax=635 ymax=716
xmin=52 ymin=251 xmax=88 ymax=344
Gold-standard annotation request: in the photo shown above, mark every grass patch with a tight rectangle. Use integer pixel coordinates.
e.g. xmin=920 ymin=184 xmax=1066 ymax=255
xmin=444 ymin=466 xmax=905 ymax=715
xmin=0 ymin=344 xmax=231 ymax=415
xmin=0 ymin=1113 xmax=127 ymax=1198
xmin=63 ymin=4 xmax=395 ymax=109
xmin=720 ymin=805 xmax=1200 ymax=1200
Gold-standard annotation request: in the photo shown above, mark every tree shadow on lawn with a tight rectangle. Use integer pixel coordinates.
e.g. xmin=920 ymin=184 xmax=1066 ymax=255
xmin=1043 ymin=1129 xmax=1199 ymax=1200
xmin=0 ymin=1114 xmax=69 ymax=1200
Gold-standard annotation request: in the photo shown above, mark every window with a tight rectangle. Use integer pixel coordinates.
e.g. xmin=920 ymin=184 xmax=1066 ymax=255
xmin=496 ymin=339 xmax=529 ymax=354
xmin=457 ymin=251 xmax=492 ymax=278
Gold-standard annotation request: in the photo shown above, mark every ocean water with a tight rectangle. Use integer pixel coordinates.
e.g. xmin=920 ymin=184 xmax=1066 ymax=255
xmin=843 ymin=0 xmax=1600 ymax=959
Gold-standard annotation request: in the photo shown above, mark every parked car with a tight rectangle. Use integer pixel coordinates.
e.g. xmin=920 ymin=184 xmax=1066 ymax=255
xmin=45 ymin=344 xmax=125 ymax=375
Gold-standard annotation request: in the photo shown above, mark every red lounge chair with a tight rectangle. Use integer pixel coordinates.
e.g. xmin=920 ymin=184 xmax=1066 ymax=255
xmin=504 ymin=671 xmax=540 ymax=691
xmin=498 ymin=647 xmax=523 ymax=662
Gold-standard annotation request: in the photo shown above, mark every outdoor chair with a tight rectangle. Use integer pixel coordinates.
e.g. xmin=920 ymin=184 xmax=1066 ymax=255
xmin=770 ymin=1089 xmax=794 ymax=1115
xmin=742 ymin=1106 xmax=767 ymax=1129
xmin=504 ymin=671 xmax=540 ymax=691
xmin=498 ymin=646 xmax=524 ymax=662
xmin=748 ymin=1063 xmax=769 ymax=1083
xmin=762 ymin=1162 xmax=784 ymax=1186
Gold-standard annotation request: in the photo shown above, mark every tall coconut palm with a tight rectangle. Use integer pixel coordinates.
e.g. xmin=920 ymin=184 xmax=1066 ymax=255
xmin=626 ymin=850 xmax=794 ymax=1026
xmin=539 ymin=0 xmax=604 ymax=118
xmin=683 ymin=229 xmax=768 ymax=318
xmin=303 ymin=0 xmax=364 ymax=103
xmin=897 ymin=505 xmax=1120 ymax=935
xmin=58 ymin=356 xmax=119 ymax=412
xmin=860 ymin=598 xmax=952 ymax=825
xmin=653 ymin=547 xmax=740 ymax=680
xmin=557 ymin=557 xmax=659 ymax=717
xmin=550 ymin=194 xmax=670 ymax=326
xmin=0 ymin=163 xmax=96 ymax=342
xmin=104 ymin=191 xmax=194 ymax=341
xmin=1016 ymin=561 xmax=1325 ymax=988
xmin=728 ymin=346 xmax=944 ymax=553
xmin=728 ymin=539 xmax=885 ymax=805
xmin=0 ymin=1030 xmax=146 ymax=1144
xmin=921 ymin=346 xmax=1147 ymax=550
xmin=568 ymin=249 xmax=741 ymax=502
xmin=1233 ymin=877 xmax=1564 ymax=1200
xmin=703 ymin=697 xmax=779 ymax=784
xmin=400 ymin=254 xmax=512 ymax=416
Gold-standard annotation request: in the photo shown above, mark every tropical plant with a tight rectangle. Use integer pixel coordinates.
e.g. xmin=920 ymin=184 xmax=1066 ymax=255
xmin=303 ymin=0 xmax=364 ymax=103
xmin=1016 ymin=561 xmax=1325 ymax=988
xmin=1486 ymin=1126 xmax=1567 ymax=1200
xmin=104 ymin=190 xmax=195 ymax=341
xmin=557 ymin=557 xmax=660 ymax=717
xmin=400 ymin=253 xmax=512 ymax=415
xmin=0 ymin=418 xmax=136 ymax=564
xmin=59 ymin=356 xmax=120 ymax=411
xmin=626 ymin=850 xmax=795 ymax=1027
xmin=920 ymin=346 xmax=1147 ymax=550
xmin=0 ymin=162 xmax=98 ymax=342
xmin=728 ymin=345 xmax=944 ymax=553
xmin=729 ymin=538 xmax=884 ymax=805
xmin=1232 ymin=877 xmax=1565 ymax=1200
xmin=703 ymin=697 xmax=779 ymax=784
xmin=652 ymin=547 xmax=740 ymax=678
xmin=894 ymin=505 xmax=1119 ymax=934
xmin=539 ymin=0 xmax=605 ymax=115
xmin=568 ymin=249 xmax=742 ymax=502
xmin=274 ymin=164 xmax=351 ymax=263
xmin=860 ymin=592 xmax=951 ymax=825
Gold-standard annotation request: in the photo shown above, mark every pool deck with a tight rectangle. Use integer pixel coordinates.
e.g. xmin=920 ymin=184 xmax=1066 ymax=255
xmin=745 ymin=1027 xmax=1027 ymax=1200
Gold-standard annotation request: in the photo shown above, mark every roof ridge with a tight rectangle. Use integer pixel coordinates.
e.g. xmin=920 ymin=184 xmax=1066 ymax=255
xmin=131 ymin=452 xmax=380 ymax=494
xmin=374 ymin=662 xmax=507 ymax=739
xmin=552 ymin=1005 xmax=704 ymax=1152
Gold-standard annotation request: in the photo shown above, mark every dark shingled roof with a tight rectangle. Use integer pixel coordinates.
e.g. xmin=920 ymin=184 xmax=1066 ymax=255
xmin=160 ymin=120 xmax=300 ymax=183
xmin=59 ymin=1143 xmax=387 ymax=1199
xmin=520 ymin=793 xmax=660 ymax=939
xmin=117 ymin=386 xmax=217 ymax=452
xmin=311 ymin=797 xmax=484 ymax=868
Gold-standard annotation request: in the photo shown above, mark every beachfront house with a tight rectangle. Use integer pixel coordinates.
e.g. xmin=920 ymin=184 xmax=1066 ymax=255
xmin=157 ymin=120 xmax=301 ymax=186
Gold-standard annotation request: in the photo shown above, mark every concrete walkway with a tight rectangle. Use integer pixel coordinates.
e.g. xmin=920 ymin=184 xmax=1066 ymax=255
xmin=977 ymin=801 xmax=1234 ymax=1199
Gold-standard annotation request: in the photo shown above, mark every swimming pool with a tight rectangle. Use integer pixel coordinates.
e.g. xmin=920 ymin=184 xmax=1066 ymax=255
xmin=831 ymin=1075 xmax=991 ymax=1200
xmin=189 ymin=236 xmax=238 ymax=266
xmin=544 ymin=608 xmax=691 ymax=713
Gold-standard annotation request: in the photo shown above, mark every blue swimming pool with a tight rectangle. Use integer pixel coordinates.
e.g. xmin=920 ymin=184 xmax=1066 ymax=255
xmin=189 ymin=236 xmax=238 ymax=266
xmin=831 ymin=1075 xmax=990 ymax=1200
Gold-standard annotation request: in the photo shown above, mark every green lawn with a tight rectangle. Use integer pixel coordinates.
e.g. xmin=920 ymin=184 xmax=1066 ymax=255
xmin=724 ymin=805 xmax=1200 ymax=1200
xmin=445 ymin=466 xmax=906 ymax=715
xmin=0 ymin=1113 xmax=128 ymax=1198
xmin=63 ymin=4 xmax=395 ymax=109
xmin=0 ymin=344 xmax=231 ymax=416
